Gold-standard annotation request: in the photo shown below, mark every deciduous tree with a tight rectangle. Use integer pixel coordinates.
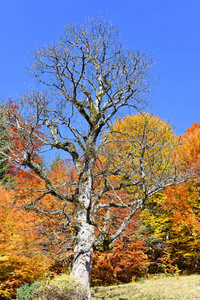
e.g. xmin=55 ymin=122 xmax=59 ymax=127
xmin=0 ymin=184 xmax=52 ymax=299
xmin=141 ymin=122 xmax=200 ymax=274
xmin=1 ymin=17 xmax=194 ymax=299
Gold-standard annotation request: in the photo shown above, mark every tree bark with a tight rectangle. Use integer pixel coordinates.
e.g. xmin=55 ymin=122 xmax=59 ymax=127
xmin=71 ymin=222 xmax=94 ymax=300
xmin=71 ymin=174 xmax=95 ymax=300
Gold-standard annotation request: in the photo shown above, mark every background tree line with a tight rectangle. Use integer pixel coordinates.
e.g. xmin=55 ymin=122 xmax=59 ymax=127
xmin=0 ymin=111 xmax=199 ymax=299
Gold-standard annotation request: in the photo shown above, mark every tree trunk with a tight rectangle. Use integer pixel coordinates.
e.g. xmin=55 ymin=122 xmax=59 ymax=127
xmin=71 ymin=222 xmax=94 ymax=299
xmin=71 ymin=174 xmax=95 ymax=300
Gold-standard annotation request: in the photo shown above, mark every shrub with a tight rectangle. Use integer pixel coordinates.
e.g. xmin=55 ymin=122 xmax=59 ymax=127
xmin=16 ymin=281 xmax=40 ymax=300
xmin=16 ymin=274 xmax=87 ymax=300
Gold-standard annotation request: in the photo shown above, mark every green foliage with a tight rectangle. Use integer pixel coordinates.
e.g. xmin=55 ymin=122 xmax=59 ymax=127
xmin=16 ymin=282 xmax=40 ymax=300
xmin=0 ymin=109 xmax=15 ymax=189
xmin=0 ymin=160 xmax=15 ymax=189
xmin=16 ymin=274 xmax=87 ymax=300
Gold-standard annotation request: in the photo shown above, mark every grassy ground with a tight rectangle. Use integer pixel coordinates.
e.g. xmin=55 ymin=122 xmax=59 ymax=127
xmin=91 ymin=274 xmax=200 ymax=299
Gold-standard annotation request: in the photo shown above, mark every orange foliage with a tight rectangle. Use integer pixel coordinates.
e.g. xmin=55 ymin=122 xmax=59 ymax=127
xmin=182 ymin=122 xmax=200 ymax=164
xmin=92 ymin=214 xmax=148 ymax=286
xmin=0 ymin=185 xmax=52 ymax=299
xmin=1 ymin=110 xmax=200 ymax=296
xmin=163 ymin=184 xmax=200 ymax=272
xmin=142 ymin=122 xmax=200 ymax=274
xmin=91 ymin=113 xmax=176 ymax=281
xmin=176 ymin=122 xmax=200 ymax=175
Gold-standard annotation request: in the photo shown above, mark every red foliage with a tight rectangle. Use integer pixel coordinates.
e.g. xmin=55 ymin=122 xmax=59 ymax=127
xmin=92 ymin=213 xmax=148 ymax=285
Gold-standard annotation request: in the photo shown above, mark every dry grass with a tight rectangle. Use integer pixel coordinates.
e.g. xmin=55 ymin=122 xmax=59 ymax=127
xmin=91 ymin=275 xmax=200 ymax=299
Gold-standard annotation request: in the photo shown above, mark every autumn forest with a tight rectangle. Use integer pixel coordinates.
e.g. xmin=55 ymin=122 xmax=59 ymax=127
xmin=0 ymin=110 xmax=199 ymax=299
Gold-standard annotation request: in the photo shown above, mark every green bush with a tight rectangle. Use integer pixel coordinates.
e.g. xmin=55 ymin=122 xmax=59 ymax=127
xmin=16 ymin=281 xmax=40 ymax=300
xmin=16 ymin=274 xmax=87 ymax=300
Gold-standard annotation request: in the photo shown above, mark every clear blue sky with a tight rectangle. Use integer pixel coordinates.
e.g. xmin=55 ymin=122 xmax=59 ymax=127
xmin=0 ymin=0 xmax=199 ymax=135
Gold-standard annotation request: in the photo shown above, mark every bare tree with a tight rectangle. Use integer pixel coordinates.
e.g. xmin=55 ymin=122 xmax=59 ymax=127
xmin=1 ymin=17 xmax=193 ymax=299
